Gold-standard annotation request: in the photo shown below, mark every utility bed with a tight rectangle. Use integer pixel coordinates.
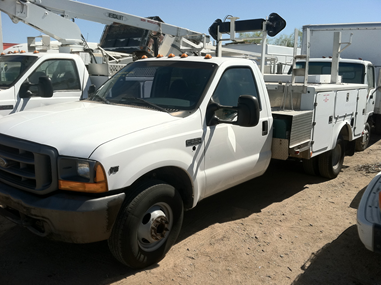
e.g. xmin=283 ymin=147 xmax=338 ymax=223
xmin=265 ymin=74 xmax=368 ymax=160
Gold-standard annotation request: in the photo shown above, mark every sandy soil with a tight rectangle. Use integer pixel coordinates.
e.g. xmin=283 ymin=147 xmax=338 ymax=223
xmin=1 ymin=135 xmax=381 ymax=285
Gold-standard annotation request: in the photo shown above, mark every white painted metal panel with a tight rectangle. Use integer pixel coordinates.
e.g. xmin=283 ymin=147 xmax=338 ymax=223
xmin=355 ymin=88 xmax=368 ymax=136
xmin=312 ymin=91 xmax=335 ymax=153
xmin=335 ymin=90 xmax=357 ymax=118
xmin=301 ymin=24 xmax=381 ymax=66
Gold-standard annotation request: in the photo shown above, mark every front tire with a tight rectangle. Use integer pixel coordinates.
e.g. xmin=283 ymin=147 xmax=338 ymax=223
xmin=318 ymin=137 xmax=345 ymax=179
xmin=108 ymin=181 xmax=184 ymax=269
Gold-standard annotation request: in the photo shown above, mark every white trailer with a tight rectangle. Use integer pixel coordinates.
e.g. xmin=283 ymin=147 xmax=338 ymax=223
xmin=301 ymin=23 xmax=381 ymax=132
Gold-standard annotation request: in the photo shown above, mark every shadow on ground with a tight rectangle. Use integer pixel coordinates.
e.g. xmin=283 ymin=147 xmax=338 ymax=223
xmin=0 ymin=159 xmax=327 ymax=285
xmin=292 ymin=225 xmax=381 ymax=285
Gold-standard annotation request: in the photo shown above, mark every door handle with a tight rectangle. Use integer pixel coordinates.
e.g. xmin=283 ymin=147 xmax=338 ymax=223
xmin=262 ymin=120 xmax=268 ymax=136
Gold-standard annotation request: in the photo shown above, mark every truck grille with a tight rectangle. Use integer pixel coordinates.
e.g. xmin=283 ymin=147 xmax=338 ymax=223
xmin=0 ymin=134 xmax=58 ymax=194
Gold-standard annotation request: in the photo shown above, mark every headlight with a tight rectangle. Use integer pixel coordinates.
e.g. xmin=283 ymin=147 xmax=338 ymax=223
xmin=77 ymin=161 xmax=90 ymax=179
xmin=58 ymin=157 xmax=108 ymax=193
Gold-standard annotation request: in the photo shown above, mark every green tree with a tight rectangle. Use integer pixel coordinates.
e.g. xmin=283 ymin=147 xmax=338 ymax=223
xmin=269 ymin=29 xmax=302 ymax=47
xmin=237 ymin=32 xmax=263 ymax=44
xmin=237 ymin=29 xmax=303 ymax=47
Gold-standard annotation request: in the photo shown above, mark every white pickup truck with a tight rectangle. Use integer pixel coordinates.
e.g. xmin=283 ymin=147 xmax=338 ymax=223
xmin=0 ymin=51 xmax=94 ymax=118
xmin=0 ymin=54 xmax=370 ymax=269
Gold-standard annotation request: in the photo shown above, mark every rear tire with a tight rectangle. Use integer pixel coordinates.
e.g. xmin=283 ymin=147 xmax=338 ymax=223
xmin=318 ymin=137 xmax=345 ymax=179
xmin=355 ymin=122 xmax=370 ymax=151
xmin=302 ymin=157 xmax=319 ymax=176
xmin=374 ymin=115 xmax=381 ymax=135
xmin=108 ymin=181 xmax=184 ymax=269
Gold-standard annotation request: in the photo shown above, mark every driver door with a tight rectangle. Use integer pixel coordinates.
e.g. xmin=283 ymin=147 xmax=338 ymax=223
xmin=203 ymin=66 xmax=271 ymax=198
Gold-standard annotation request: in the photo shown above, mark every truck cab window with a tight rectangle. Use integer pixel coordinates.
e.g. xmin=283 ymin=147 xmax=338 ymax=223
xmin=212 ymin=67 xmax=260 ymax=120
xmin=28 ymin=59 xmax=81 ymax=95
xmin=0 ymin=55 xmax=37 ymax=87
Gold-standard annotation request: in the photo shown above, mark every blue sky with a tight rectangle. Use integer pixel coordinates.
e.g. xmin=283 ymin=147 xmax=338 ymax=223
xmin=1 ymin=0 xmax=381 ymax=44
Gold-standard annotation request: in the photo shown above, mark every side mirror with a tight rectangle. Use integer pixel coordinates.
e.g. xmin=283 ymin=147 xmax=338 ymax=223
xmin=236 ymin=95 xmax=260 ymax=127
xmin=38 ymin=76 xmax=53 ymax=98
xmin=207 ymin=95 xmax=260 ymax=127
xmin=19 ymin=81 xmax=33 ymax=98
xmin=19 ymin=76 xmax=53 ymax=98
xmin=370 ymin=86 xmax=381 ymax=100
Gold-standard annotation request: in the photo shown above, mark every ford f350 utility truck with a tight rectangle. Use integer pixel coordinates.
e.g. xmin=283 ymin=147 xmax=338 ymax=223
xmin=0 ymin=14 xmax=372 ymax=269
xmin=0 ymin=52 xmax=371 ymax=268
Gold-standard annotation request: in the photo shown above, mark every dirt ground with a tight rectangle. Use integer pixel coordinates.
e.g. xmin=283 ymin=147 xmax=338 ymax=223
xmin=2 ymin=135 xmax=381 ymax=285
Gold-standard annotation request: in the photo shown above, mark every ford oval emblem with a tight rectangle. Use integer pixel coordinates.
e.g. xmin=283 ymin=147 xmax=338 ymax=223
xmin=0 ymin=157 xmax=8 ymax=168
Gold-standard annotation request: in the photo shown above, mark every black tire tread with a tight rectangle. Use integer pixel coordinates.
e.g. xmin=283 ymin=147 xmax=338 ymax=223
xmin=318 ymin=138 xmax=344 ymax=179
xmin=355 ymin=123 xmax=370 ymax=151
xmin=302 ymin=157 xmax=319 ymax=176
xmin=108 ymin=180 xmax=183 ymax=269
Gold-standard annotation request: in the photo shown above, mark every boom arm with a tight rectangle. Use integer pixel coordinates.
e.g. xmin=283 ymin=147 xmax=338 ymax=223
xmin=0 ymin=0 xmax=207 ymax=46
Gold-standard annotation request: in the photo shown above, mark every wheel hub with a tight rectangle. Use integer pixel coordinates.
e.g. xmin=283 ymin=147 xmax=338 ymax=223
xmin=151 ymin=215 xmax=169 ymax=241
xmin=137 ymin=204 xmax=172 ymax=251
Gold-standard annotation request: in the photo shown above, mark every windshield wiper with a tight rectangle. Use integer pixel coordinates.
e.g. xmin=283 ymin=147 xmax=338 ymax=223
xmin=91 ymin=94 xmax=110 ymax=104
xmin=119 ymin=96 xmax=169 ymax=113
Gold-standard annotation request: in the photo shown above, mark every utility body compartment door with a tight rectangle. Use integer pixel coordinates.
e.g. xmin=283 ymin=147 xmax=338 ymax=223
xmin=312 ymin=91 xmax=335 ymax=153
xmin=355 ymin=88 xmax=368 ymax=135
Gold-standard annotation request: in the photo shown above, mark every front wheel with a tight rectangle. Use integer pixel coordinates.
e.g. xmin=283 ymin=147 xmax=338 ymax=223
xmin=318 ymin=137 xmax=345 ymax=179
xmin=108 ymin=181 xmax=184 ymax=269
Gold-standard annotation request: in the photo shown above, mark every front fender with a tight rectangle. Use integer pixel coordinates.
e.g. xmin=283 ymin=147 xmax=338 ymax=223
xmin=89 ymin=112 xmax=205 ymax=204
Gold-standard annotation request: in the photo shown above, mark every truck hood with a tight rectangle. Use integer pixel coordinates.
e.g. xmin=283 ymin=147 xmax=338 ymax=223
xmin=0 ymin=101 xmax=179 ymax=157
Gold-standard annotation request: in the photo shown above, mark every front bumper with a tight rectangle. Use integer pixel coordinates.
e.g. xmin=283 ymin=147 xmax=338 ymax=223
xmin=0 ymin=181 xmax=125 ymax=243
xmin=357 ymin=172 xmax=381 ymax=252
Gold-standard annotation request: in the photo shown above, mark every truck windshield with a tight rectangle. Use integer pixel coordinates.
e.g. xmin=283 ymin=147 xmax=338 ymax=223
xmin=91 ymin=60 xmax=216 ymax=112
xmin=293 ymin=62 xmax=365 ymax=84
xmin=0 ymin=55 xmax=38 ymax=87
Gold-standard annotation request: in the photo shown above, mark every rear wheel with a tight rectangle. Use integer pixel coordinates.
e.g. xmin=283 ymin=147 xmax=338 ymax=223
xmin=355 ymin=123 xmax=371 ymax=151
xmin=108 ymin=181 xmax=184 ymax=269
xmin=374 ymin=115 xmax=381 ymax=135
xmin=302 ymin=157 xmax=319 ymax=176
xmin=318 ymin=137 xmax=345 ymax=179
